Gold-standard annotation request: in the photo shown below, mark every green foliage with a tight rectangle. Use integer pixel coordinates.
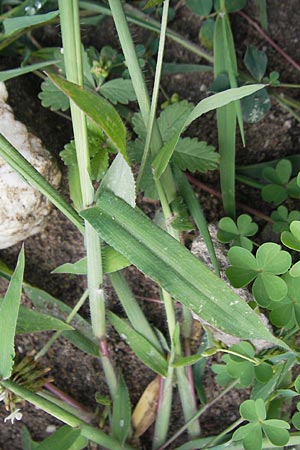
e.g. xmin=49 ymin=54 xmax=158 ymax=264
xmin=281 ymin=220 xmax=300 ymax=251
xmin=199 ymin=19 xmax=215 ymax=50
xmin=39 ymin=78 xmax=70 ymax=111
xmin=0 ymin=248 xmax=24 ymax=380
xmin=269 ymin=273 xmax=300 ymax=329
xmin=99 ymin=78 xmax=136 ymax=105
xmin=232 ymin=399 xmax=290 ymax=449
xmin=241 ymin=88 xmax=271 ymax=123
xmin=255 ymin=0 xmax=268 ymax=30
xmin=244 ymin=46 xmax=267 ymax=82
xmin=186 ymin=0 xmax=213 ymax=16
xmin=214 ymin=0 xmax=247 ymax=13
xmin=111 ymin=374 xmax=131 ymax=445
xmin=271 ymin=206 xmax=300 ymax=233
xmin=262 ymin=159 xmax=300 ymax=205
xmin=217 ymin=214 xmax=258 ymax=251
xmin=34 ymin=425 xmax=87 ymax=450
xmin=81 ymin=190 xmax=283 ymax=345
xmin=227 ymin=243 xmax=291 ymax=307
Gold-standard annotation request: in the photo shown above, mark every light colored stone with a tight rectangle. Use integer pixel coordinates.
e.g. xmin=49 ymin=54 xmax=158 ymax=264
xmin=0 ymin=82 xmax=61 ymax=249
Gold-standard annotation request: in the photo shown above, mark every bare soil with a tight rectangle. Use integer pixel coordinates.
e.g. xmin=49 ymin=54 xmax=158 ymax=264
xmin=0 ymin=1 xmax=300 ymax=448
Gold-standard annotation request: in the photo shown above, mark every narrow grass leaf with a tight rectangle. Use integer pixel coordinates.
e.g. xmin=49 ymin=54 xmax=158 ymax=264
xmin=81 ymin=190 xmax=285 ymax=346
xmin=172 ymin=354 xmax=203 ymax=368
xmin=0 ymin=247 xmax=24 ymax=379
xmin=24 ymin=286 xmax=99 ymax=357
xmin=0 ymin=61 xmax=59 ymax=82
xmin=108 ymin=312 xmax=168 ymax=376
xmin=162 ymin=63 xmax=212 ymax=74
xmin=47 ymin=72 xmax=127 ymax=159
xmin=15 ymin=305 xmax=73 ymax=334
xmin=0 ymin=134 xmax=83 ymax=234
xmin=35 ymin=425 xmax=86 ymax=450
xmin=111 ymin=374 xmax=131 ymax=445
xmin=153 ymin=84 xmax=263 ymax=178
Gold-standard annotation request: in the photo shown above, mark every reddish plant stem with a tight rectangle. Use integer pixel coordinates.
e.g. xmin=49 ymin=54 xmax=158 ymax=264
xmin=186 ymin=173 xmax=272 ymax=223
xmin=99 ymin=338 xmax=110 ymax=358
xmin=237 ymin=10 xmax=300 ymax=74
xmin=44 ymin=382 xmax=94 ymax=423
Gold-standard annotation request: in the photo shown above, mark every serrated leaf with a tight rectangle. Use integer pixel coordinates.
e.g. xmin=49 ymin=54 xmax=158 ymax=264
xmin=47 ymin=72 xmax=127 ymax=159
xmin=39 ymin=78 xmax=70 ymax=111
xmin=108 ymin=312 xmax=168 ymax=376
xmin=0 ymin=247 xmax=24 ymax=379
xmin=186 ymin=0 xmax=213 ymax=15
xmin=111 ymin=374 xmax=131 ymax=445
xmin=158 ymin=100 xmax=194 ymax=142
xmin=153 ymin=84 xmax=264 ymax=178
xmin=244 ymin=46 xmax=268 ymax=81
xmin=81 ymin=190 xmax=284 ymax=346
xmin=99 ymin=79 xmax=136 ymax=105
xmin=172 ymin=137 xmax=218 ymax=173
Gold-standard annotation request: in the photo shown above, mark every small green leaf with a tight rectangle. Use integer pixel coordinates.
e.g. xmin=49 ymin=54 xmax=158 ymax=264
xmin=199 ymin=18 xmax=215 ymax=50
xmin=35 ymin=425 xmax=87 ymax=450
xmin=186 ymin=0 xmax=213 ymax=15
xmin=253 ymin=273 xmax=287 ymax=304
xmin=256 ymin=243 xmax=291 ymax=274
xmin=214 ymin=0 xmax=247 ymax=12
xmin=244 ymin=46 xmax=268 ymax=81
xmin=108 ymin=312 xmax=168 ymax=377
xmin=241 ymin=88 xmax=270 ymax=123
xmin=292 ymin=411 xmax=300 ymax=430
xmin=172 ymin=137 xmax=218 ymax=173
xmin=262 ymin=420 xmax=290 ymax=446
xmin=218 ymin=214 xmax=258 ymax=250
xmin=289 ymin=261 xmax=300 ymax=277
xmin=99 ymin=79 xmax=136 ymax=105
xmin=271 ymin=206 xmax=300 ymax=233
xmin=39 ymin=78 xmax=70 ymax=111
xmin=254 ymin=364 xmax=273 ymax=383
xmin=21 ymin=425 xmax=38 ymax=450
xmin=143 ymin=0 xmax=164 ymax=8
xmin=294 ymin=374 xmax=300 ymax=393
xmin=172 ymin=354 xmax=203 ymax=368
xmin=47 ymin=72 xmax=127 ymax=159
xmin=0 ymin=247 xmax=24 ymax=379
xmin=111 ymin=374 xmax=131 ymax=445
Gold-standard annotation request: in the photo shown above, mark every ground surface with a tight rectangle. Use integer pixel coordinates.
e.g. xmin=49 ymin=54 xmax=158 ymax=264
xmin=0 ymin=1 xmax=300 ymax=448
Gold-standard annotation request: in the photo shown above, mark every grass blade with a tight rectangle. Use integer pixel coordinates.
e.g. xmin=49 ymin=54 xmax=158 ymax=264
xmin=108 ymin=312 xmax=168 ymax=377
xmin=111 ymin=374 xmax=131 ymax=445
xmin=152 ymin=84 xmax=264 ymax=179
xmin=0 ymin=247 xmax=24 ymax=379
xmin=0 ymin=60 xmax=59 ymax=82
xmin=81 ymin=190 xmax=285 ymax=347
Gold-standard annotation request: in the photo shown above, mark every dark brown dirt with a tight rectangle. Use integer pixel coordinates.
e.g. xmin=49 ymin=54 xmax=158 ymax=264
xmin=1 ymin=1 xmax=300 ymax=449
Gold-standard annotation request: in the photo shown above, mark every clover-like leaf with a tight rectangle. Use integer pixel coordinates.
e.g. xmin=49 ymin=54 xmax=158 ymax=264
xmin=271 ymin=206 xmax=300 ymax=233
xmin=281 ymin=220 xmax=300 ymax=251
xmin=227 ymin=243 xmax=290 ymax=306
xmin=218 ymin=214 xmax=258 ymax=251
xmin=269 ymin=272 xmax=300 ymax=329
xmin=244 ymin=46 xmax=268 ymax=82
xmin=233 ymin=399 xmax=290 ymax=450
xmin=262 ymin=159 xmax=300 ymax=205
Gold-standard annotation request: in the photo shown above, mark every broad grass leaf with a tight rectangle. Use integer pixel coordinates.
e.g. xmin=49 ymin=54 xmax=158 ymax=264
xmin=47 ymin=73 xmax=127 ymax=159
xmin=108 ymin=312 xmax=168 ymax=377
xmin=111 ymin=374 xmax=131 ymax=445
xmin=34 ymin=425 xmax=87 ymax=450
xmin=81 ymin=190 xmax=284 ymax=346
xmin=0 ymin=247 xmax=24 ymax=379
xmin=0 ymin=60 xmax=58 ymax=82
xmin=262 ymin=420 xmax=290 ymax=446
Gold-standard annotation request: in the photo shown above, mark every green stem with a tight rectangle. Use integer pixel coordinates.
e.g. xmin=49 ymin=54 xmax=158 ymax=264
xmin=34 ymin=289 xmax=89 ymax=360
xmin=58 ymin=0 xmax=117 ymax=398
xmin=202 ymin=417 xmax=243 ymax=449
xmin=1 ymin=380 xmax=134 ymax=450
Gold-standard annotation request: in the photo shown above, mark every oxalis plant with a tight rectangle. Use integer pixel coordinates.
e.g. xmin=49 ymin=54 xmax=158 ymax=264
xmin=0 ymin=0 xmax=300 ymax=449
